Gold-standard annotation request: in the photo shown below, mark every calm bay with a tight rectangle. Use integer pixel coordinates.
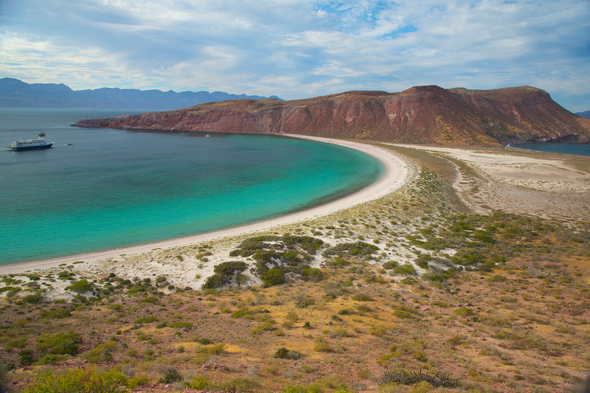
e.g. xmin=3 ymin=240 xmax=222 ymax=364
xmin=0 ymin=109 xmax=383 ymax=265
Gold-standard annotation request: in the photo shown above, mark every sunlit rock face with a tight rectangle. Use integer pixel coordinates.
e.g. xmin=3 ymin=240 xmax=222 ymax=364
xmin=74 ymin=85 xmax=590 ymax=146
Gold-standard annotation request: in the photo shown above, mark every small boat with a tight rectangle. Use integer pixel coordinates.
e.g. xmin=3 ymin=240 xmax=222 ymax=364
xmin=205 ymin=134 xmax=210 ymax=138
xmin=38 ymin=132 xmax=46 ymax=137
xmin=9 ymin=134 xmax=54 ymax=151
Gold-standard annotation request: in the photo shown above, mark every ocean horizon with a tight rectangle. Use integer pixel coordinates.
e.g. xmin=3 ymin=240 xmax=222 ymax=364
xmin=0 ymin=108 xmax=383 ymax=265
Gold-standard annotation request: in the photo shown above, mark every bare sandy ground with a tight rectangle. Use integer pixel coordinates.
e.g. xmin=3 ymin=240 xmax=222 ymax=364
xmin=0 ymin=135 xmax=409 ymax=275
xmin=391 ymin=144 xmax=590 ymax=220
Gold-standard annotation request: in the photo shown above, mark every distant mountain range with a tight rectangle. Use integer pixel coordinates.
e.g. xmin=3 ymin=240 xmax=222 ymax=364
xmin=75 ymin=85 xmax=590 ymax=146
xmin=577 ymin=110 xmax=590 ymax=119
xmin=0 ymin=78 xmax=280 ymax=109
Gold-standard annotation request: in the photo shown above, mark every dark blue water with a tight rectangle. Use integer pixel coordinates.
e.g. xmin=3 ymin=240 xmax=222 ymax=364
xmin=0 ymin=109 xmax=383 ymax=265
xmin=512 ymin=142 xmax=590 ymax=157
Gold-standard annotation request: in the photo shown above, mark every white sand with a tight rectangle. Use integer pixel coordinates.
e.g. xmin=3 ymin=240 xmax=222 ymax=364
xmin=0 ymin=135 xmax=409 ymax=275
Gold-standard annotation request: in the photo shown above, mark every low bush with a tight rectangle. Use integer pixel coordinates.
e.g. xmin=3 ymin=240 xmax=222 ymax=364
xmin=23 ymin=294 xmax=43 ymax=304
xmin=322 ymin=242 xmax=379 ymax=258
xmin=135 ymin=316 xmax=158 ymax=324
xmin=168 ymin=321 xmax=193 ymax=329
xmin=261 ymin=268 xmax=286 ymax=287
xmin=36 ymin=333 xmax=82 ymax=356
xmin=303 ymin=268 xmax=323 ymax=282
xmin=128 ymin=375 xmax=150 ymax=389
xmin=159 ymin=368 xmax=181 ymax=384
xmin=394 ymin=264 xmax=418 ymax=276
xmin=82 ymin=341 xmax=117 ymax=363
xmin=21 ymin=367 xmax=127 ymax=393
xmin=372 ymin=368 xmax=460 ymax=388
xmin=351 ymin=293 xmax=373 ymax=302
xmin=65 ymin=280 xmax=93 ymax=294
xmin=188 ymin=376 xmax=210 ymax=390
xmin=273 ymin=347 xmax=302 ymax=360
xmin=382 ymin=261 xmax=399 ymax=270
xmin=313 ymin=343 xmax=333 ymax=352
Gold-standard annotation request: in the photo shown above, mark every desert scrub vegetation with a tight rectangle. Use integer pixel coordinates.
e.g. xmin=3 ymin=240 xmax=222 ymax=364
xmin=2 ymin=147 xmax=590 ymax=392
xmin=202 ymin=261 xmax=248 ymax=289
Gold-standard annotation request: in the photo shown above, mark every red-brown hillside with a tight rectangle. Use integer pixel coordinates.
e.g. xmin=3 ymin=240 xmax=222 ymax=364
xmin=74 ymin=85 xmax=590 ymax=146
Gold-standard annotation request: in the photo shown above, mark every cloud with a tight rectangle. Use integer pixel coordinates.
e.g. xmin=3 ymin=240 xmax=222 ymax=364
xmin=0 ymin=0 xmax=589 ymax=110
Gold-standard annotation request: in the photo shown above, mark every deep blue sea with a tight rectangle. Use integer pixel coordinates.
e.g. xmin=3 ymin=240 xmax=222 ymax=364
xmin=0 ymin=108 xmax=383 ymax=265
xmin=511 ymin=142 xmax=590 ymax=157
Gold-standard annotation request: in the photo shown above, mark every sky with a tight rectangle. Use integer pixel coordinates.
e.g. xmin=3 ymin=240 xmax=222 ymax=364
xmin=1 ymin=0 xmax=589 ymax=111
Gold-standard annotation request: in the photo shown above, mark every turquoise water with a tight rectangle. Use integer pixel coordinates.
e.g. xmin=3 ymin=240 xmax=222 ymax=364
xmin=0 ymin=109 xmax=383 ymax=265
xmin=512 ymin=142 xmax=590 ymax=157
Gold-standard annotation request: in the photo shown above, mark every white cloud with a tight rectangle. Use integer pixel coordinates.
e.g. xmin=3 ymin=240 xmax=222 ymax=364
xmin=0 ymin=0 xmax=589 ymax=110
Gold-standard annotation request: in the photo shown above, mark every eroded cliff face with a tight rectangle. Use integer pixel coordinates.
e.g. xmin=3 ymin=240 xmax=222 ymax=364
xmin=74 ymin=85 xmax=590 ymax=146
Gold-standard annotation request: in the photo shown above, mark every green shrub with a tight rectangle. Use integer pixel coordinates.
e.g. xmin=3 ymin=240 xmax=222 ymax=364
xmin=351 ymin=293 xmax=373 ymax=302
xmin=231 ymin=308 xmax=252 ymax=318
xmin=326 ymin=258 xmax=349 ymax=268
xmin=395 ymin=264 xmax=418 ymax=276
xmin=23 ymin=294 xmax=44 ymax=304
xmin=206 ymin=343 xmax=226 ymax=355
xmin=313 ymin=343 xmax=333 ymax=352
xmin=369 ymin=326 xmax=386 ymax=337
xmin=203 ymin=261 xmax=249 ymax=289
xmin=5 ymin=338 xmax=28 ymax=351
xmin=36 ymin=333 xmax=82 ymax=356
xmin=382 ymin=261 xmax=399 ymax=270
xmin=37 ymin=354 xmax=70 ymax=365
xmin=159 ymin=368 xmax=181 ymax=384
xmin=21 ymin=367 xmax=127 ymax=393
xmin=261 ymin=268 xmax=286 ymax=286
xmin=82 ymin=341 xmax=117 ymax=363
xmin=273 ymin=347 xmax=302 ymax=360
xmin=303 ymin=268 xmax=323 ymax=282
xmin=412 ymin=350 xmax=428 ymax=362
xmin=128 ymin=375 xmax=150 ymax=389
xmin=135 ymin=316 xmax=158 ymax=324
xmin=140 ymin=296 xmax=159 ymax=304
xmin=169 ymin=321 xmax=193 ymax=329
xmin=322 ymin=242 xmax=379 ymax=258
xmin=401 ymin=277 xmax=417 ymax=285
xmin=41 ymin=309 xmax=71 ymax=319
xmin=65 ymin=280 xmax=93 ymax=294
xmin=19 ymin=349 xmax=36 ymax=365
xmin=189 ymin=376 xmax=210 ymax=390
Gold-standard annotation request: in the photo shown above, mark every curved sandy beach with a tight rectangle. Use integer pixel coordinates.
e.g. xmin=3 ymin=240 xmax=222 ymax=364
xmin=0 ymin=136 xmax=409 ymax=275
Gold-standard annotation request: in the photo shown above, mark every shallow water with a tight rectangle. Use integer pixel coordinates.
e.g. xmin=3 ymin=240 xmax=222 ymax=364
xmin=0 ymin=109 xmax=383 ymax=264
xmin=511 ymin=142 xmax=590 ymax=157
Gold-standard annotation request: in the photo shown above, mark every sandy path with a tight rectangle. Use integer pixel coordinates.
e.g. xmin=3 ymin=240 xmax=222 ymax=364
xmin=0 ymin=135 xmax=409 ymax=275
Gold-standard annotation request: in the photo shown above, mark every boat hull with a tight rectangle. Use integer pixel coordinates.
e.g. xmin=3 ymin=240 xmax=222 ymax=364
xmin=11 ymin=143 xmax=54 ymax=151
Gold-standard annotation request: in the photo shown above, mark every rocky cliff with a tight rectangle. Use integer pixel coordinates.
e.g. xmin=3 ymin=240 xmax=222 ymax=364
xmin=74 ymin=85 xmax=590 ymax=146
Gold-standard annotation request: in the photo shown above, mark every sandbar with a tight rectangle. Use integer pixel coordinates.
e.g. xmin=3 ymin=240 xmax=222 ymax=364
xmin=0 ymin=135 xmax=409 ymax=275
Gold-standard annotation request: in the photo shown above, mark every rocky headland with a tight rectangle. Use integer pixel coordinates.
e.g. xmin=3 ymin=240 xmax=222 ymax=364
xmin=74 ymin=85 xmax=590 ymax=146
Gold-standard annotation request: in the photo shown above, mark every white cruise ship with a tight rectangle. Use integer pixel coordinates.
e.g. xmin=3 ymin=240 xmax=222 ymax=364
xmin=9 ymin=134 xmax=54 ymax=151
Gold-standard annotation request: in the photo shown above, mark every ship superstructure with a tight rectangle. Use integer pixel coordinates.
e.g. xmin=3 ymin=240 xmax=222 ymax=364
xmin=9 ymin=133 xmax=54 ymax=151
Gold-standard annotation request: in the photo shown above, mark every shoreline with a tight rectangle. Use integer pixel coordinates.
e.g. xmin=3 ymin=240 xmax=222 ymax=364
xmin=0 ymin=135 xmax=409 ymax=275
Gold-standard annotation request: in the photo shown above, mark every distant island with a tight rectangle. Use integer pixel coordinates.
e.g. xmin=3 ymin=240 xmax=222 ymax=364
xmin=0 ymin=78 xmax=280 ymax=110
xmin=577 ymin=110 xmax=590 ymax=119
xmin=75 ymin=85 xmax=590 ymax=146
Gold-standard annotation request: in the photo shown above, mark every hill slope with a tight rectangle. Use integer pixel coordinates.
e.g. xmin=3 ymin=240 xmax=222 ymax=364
xmin=74 ymin=85 xmax=590 ymax=146
xmin=0 ymin=78 xmax=278 ymax=110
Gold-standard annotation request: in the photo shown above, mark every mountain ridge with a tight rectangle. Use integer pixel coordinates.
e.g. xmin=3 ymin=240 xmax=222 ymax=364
xmin=74 ymin=85 xmax=590 ymax=146
xmin=0 ymin=78 xmax=279 ymax=109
